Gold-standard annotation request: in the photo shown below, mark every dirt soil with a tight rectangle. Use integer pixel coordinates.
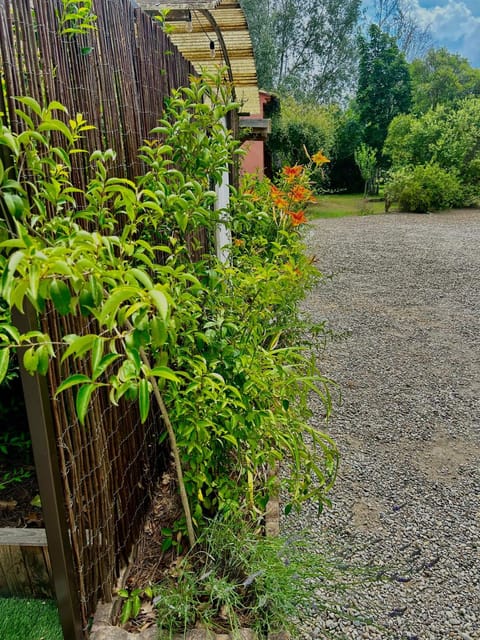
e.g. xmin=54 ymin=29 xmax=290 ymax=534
xmin=0 ymin=460 xmax=43 ymax=528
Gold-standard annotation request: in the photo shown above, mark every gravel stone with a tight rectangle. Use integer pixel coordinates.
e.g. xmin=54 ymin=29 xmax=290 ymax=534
xmin=281 ymin=211 xmax=480 ymax=640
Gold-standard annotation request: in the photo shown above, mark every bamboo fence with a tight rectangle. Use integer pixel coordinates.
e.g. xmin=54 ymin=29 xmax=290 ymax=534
xmin=0 ymin=0 xmax=198 ymax=633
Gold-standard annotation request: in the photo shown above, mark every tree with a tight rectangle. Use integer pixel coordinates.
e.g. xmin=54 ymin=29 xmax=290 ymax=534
xmin=354 ymin=143 xmax=377 ymax=196
xmin=267 ymin=95 xmax=337 ymax=174
xmin=384 ymin=97 xmax=480 ymax=204
xmin=240 ymin=0 xmax=361 ymax=103
xmin=370 ymin=0 xmax=432 ymax=59
xmin=383 ymin=107 xmax=447 ymax=168
xmin=356 ymin=24 xmax=411 ymax=156
xmin=410 ymin=48 xmax=480 ymax=113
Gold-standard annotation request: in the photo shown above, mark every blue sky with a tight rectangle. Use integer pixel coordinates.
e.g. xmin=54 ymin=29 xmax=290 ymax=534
xmin=364 ymin=0 xmax=480 ymax=67
xmin=412 ymin=0 xmax=480 ymax=67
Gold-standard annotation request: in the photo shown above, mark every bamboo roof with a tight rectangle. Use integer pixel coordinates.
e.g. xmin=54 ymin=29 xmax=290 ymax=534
xmin=136 ymin=0 xmax=260 ymax=114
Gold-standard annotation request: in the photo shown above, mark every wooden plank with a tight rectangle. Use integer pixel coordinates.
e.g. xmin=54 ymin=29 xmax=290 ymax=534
xmin=0 ymin=528 xmax=48 ymax=547
xmin=22 ymin=545 xmax=55 ymax=598
xmin=0 ymin=545 xmax=34 ymax=597
xmin=0 ymin=530 xmax=53 ymax=597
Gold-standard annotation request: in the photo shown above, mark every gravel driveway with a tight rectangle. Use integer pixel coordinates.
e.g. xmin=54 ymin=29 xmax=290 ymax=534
xmin=281 ymin=210 xmax=480 ymax=640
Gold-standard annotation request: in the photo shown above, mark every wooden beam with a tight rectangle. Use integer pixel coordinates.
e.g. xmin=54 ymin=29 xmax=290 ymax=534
xmin=239 ymin=117 xmax=271 ymax=141
xmin=137 ymin=1 xmax=222 ymax=10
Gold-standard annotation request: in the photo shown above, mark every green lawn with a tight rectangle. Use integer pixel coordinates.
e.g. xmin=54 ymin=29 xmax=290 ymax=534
xmin=308 ymin=193 xmax=387 ymax=219
xmin=0 ymin=598 xmax=63 ymax=640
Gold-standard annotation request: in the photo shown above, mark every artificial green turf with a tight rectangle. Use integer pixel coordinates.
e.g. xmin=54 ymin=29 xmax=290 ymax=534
xmin=308 ymin=193 xmax=387 ymax=219
xmin=0 ymin=598 xmax=63 ymax=640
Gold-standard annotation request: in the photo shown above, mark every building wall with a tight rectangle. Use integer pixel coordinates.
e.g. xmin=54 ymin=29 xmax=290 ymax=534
xmin=240 ymin=91 xmax=271 ymax=178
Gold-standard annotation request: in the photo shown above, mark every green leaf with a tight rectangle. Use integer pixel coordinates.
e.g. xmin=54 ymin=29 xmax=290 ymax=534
xmin=38 ymin=119 xmax=74 ymax=143
xmin=120 ymin=600 xmax=132 ymax=626
xmin=36 ymin=345 xmax=50 ymax=375
xmin=79 ymin=288 xmax=94 ymax=316
xmin=132 ymin=595 xmax=142 ymax=619
xmin=126 ymin=347 xmax=141 ymax=373
xmin=50 ymin=279 xmax=72 ymax=316
xmin=150 ymin=316 xmax=167 ymax=347
xmin=61 ymin=334 xmax=97 ymax=362
xmin=98 ymin=286 xmax=138 ymax=329
xmin=0 ymin=324 xmax=20 ymax=344
xmin=92 ymin=353 xmax=120 ymax=381
xmin=76 ymin=383 xmax=96 ymax=425
xmin=3 ymin=193 xmax=26 ymax=219
xmin=138 ymin=378 xmax=150 ymax=423
xmin=149 ymin=289 xmax=168 ymax=320
xmin=11 ymin=280 xmax=29 ymax=312
xmin=0 ymin=349 xmax=10 ymax=383
xmin=130 ymin=268 xmax=153 ymax=291
xmin=30 ymin=494 xmax=42 ymax=508
xmin=46 ymin=101 xmax=68 ymax=114
xmin=91 ymin=337 xmax=103 ymax=374
xmin=23 ymin=347 xmax=39 ymax=374
xmin=149 ymin=366 xmax=180 ymax=383
xmin=56 ymin=374 xmax=92 ymax=395
xmin=174 ymin=210 xmax=188 ymax=233
xmin=14 ymin=95 xmax=43 ymax=117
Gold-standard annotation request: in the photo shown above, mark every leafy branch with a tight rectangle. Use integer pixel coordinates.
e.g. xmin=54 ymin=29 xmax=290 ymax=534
xmin=0 ymin=75 xmax=338 ymax=547
xmin=56 ymin=0 xmax=98 ymax=38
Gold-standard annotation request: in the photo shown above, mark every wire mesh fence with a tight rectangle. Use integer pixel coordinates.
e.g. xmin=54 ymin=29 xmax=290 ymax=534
xmin=0 ymin=0 xmax=199 ymax=633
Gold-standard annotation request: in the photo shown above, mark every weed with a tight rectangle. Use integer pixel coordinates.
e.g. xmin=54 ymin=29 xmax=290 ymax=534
xmin=149 ymin=516 xmax=380 ymax=638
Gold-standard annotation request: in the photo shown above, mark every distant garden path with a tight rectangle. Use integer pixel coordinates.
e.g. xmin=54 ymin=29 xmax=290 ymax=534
xmin=282 ymin=210 xmax=480 ymax=640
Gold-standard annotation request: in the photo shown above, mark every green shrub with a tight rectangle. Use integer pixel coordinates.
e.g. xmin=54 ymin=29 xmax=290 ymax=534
xmin=0 ymin=73 xmax=337 ymax=546
xmin=384 ymin=163 xmax=463 ymax=212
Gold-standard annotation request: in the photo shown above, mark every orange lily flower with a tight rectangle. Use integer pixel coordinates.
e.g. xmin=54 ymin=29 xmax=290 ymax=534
xmin=311 ymin=151 xmax=330 ymax=165
xmin=282 ymin=165 xmax=303 ymax=182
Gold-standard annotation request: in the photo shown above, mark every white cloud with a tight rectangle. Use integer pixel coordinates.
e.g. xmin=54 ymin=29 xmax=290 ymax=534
xmin=411 ymin=0 xmax=480 ymax=66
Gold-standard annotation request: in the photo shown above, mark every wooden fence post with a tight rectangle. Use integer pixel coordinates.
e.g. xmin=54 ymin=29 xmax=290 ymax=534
xmin=13 ymin=306 xmax=84 ymax=640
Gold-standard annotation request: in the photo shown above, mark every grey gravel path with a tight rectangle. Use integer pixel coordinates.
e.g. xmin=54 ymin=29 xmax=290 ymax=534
xmin=281 ymin=211 xmax=480 ymax=640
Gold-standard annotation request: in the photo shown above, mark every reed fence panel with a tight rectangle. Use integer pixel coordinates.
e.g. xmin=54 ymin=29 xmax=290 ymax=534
xmin=0 ymin=0 xmax=198 ymax=634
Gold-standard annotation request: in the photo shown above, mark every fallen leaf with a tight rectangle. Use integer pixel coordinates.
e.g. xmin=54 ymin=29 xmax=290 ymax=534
xmin=0 ymin=500 xmax=17 ymax=510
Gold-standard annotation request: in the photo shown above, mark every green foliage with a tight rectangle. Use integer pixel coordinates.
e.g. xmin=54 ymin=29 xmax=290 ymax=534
xmin=118 ymin=586 xmax=153 ymax=625
xmin=384 ymin=163 xmax=463 ymax=213
xmin=328 ymin=107 xmax=364 ymax=193
xmin=354 ymin=143 xmax=377 ymax=196
xmin=356 ymin=24 xmax=412 ymax=155
xmin=152 ymin=516 xmax=374 ymax=639
xmin=0 ymin=467 xmax=31 ymax=492
xmin=56 ymin=0 xmax=98 ymax=38
xmin=240 ymin=0 xmax=361 ymax=103
xmin=267 ymin=96 xmax=337 ymax=179
xmin=0 ymin=74 xmax=337 ymax=540
xmin=384 ymin=97 xmax=480 ymax=206
xmin=410 ymin=48 xmax=480 ymax=114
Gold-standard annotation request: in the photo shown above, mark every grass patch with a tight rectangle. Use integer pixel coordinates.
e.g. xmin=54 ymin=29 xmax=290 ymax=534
xmin=308 ymin=193 xmax=387 ymax=219
xmin=0 ymin=598 xmax=63 ymax=640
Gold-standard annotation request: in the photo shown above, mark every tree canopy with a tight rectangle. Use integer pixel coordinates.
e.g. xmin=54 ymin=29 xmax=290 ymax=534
xmin=370 ymin=0 xmax=432 ymax=59
xmin=410 ymin=48 xmax=480 ymax=113
xmin=240 ymin=0 xmax=361 ymax=103
xmin=356 ymin=24 xmax=411 ymax=154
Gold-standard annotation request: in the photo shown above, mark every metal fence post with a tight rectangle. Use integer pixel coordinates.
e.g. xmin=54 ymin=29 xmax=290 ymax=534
xmin=13 ymin=307 xmax=84 ymax=640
